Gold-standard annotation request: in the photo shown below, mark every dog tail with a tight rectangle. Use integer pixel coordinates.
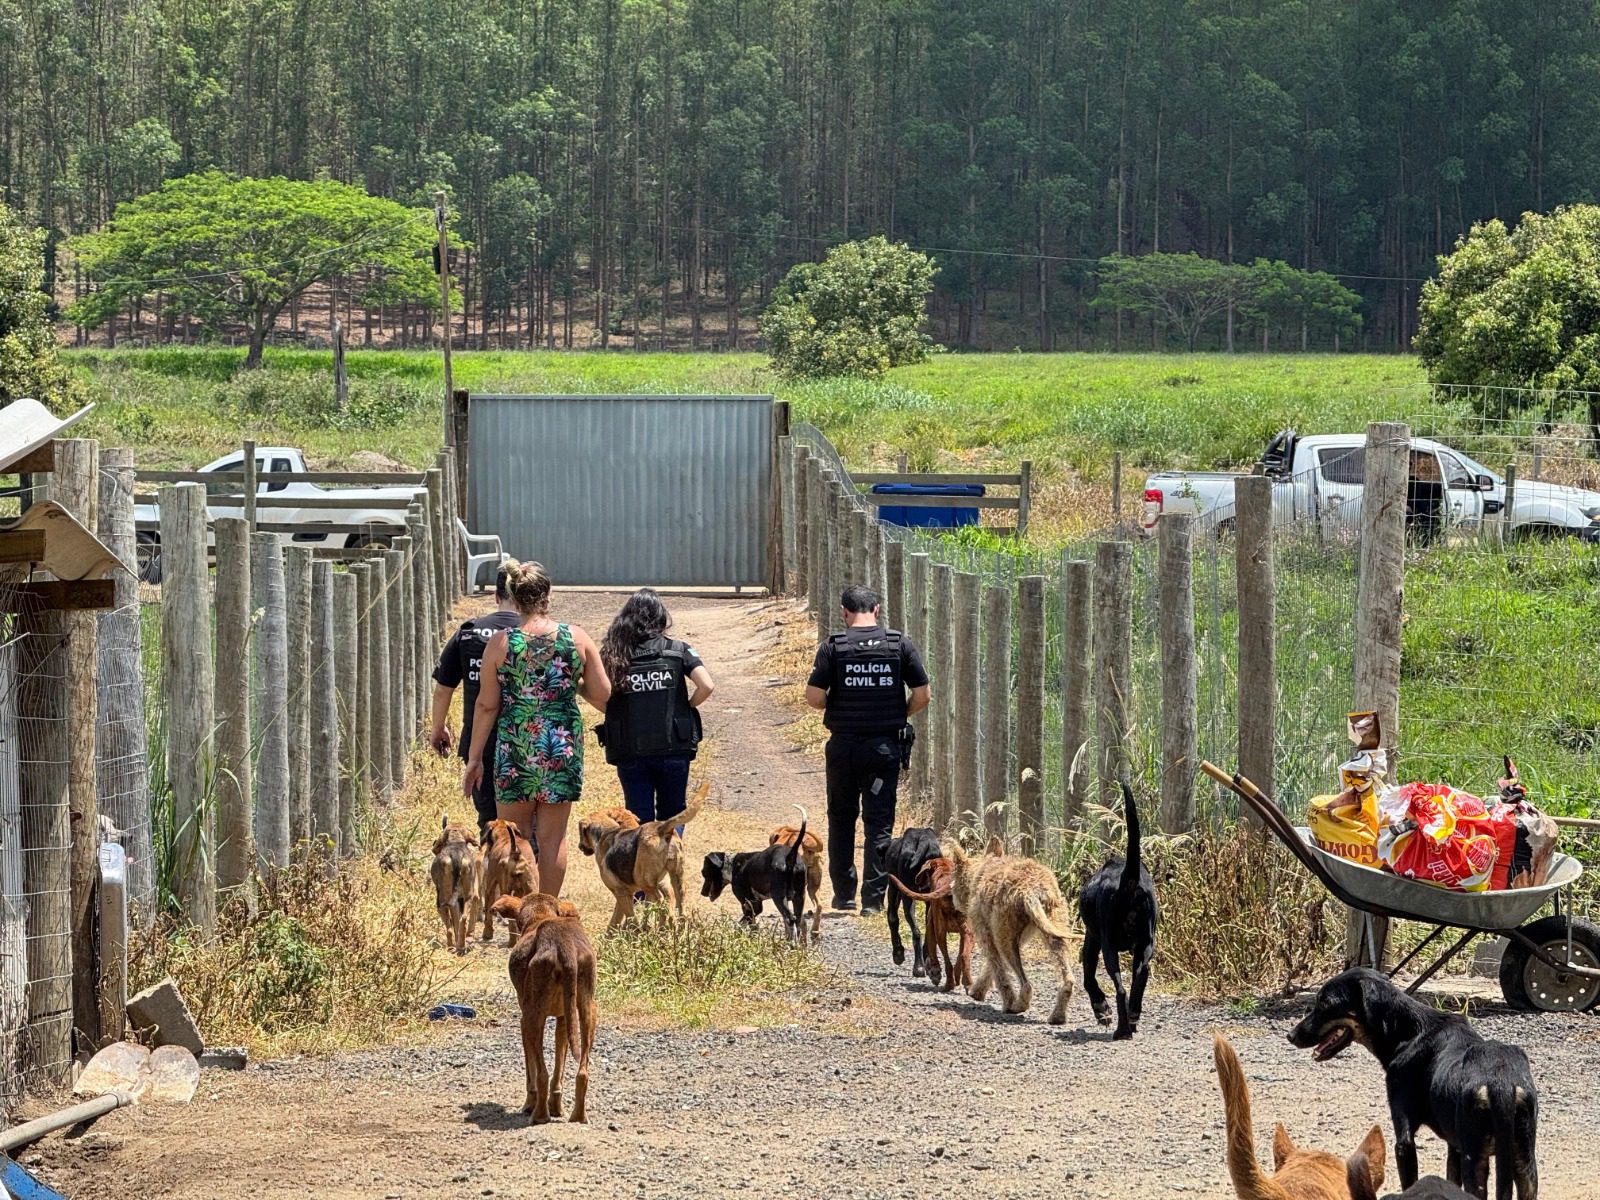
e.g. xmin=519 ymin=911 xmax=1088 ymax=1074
xmin=660 ymin=781 xmax=711 ymax=839
xmin=1492 ymin=1081 xmax=1532 ymax=1200
xmin=562 ymin=944 xmax=583 ymax=1059
xmin=1118 ymin=779 xmax=1142 ymax=899
xmin=888 ymin=873 xmax=947 ymax=904
xmin=1213 ymin=1033 xmax=1281 ymax=1200
xmin=788 ymin=805 xmax=807 ymax=875
xmin=1021 ymin=889 xmax=1074 ymax=943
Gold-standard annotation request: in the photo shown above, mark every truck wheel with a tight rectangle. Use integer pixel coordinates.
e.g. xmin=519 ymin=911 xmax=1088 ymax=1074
xmin=137 ymin=532 xmax=163 ymax=584
xmin=1512 ymin=523 xmax=1570 ymax=542
xmin=1499 ymin=916 xmax=1600 ymax=1012
xmin=346 ymin=532 xmax=396 ymax=552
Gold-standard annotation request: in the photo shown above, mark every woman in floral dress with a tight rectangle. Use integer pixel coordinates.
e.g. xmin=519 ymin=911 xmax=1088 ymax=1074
xmin=465 ymin=560 xmax=610 ymax=897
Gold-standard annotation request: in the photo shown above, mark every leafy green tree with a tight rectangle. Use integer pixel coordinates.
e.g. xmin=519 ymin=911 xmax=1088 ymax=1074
xmin=69 ymin=173 xmax=449 ymax=367
xmin=0 ymin=201 xmax=77 ymax=410
xmin=1242 ymin=259 xmax=1363 ymax=349
xmin=1094 ymin=253 xmax=1252 ymax=350
xmin=1415 ymin=204 xmax=1600 ymax=440
xmin=761 ymin=237 xmax=938 ymax=379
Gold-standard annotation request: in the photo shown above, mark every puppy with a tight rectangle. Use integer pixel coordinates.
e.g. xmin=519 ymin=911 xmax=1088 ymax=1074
xmin=430 ymin=815 xmax=480 ymax=954
xmin=702 ymin=805 xmax=810 ymax=943
xmin=945 ymin=837 xmax=1076 ymax=1023
xmin=1214 ymin=1032 xmax=1386 ymax=1200
xmin=576 ymin=806 xmax=641 ymax=855
xmin=507 ymin=897 xmax=597 ymax=1124
xmin=769 ymin=823 xmax=824 ymax=942
xmin=491 ymin=892 xmax=580 ymax=937
xmin=1079 ymin=780 xmax=1159 ymax=1038
xmin=582 ymin=783 xmax=707 ymax=927
xmin=479 ymin=819 xmax=540 ymax=945
xmin=888 ymin=857 xmax=973 ymax=993
xmin=1287 ymin=968 xmax=1539 ymax=1199
xmin=883 ymin=826 xmax=942 ymax=976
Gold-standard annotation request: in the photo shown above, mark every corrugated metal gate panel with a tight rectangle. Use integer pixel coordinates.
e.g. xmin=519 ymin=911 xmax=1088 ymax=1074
xmin=467 ymin=395 xmax=772 ymax=587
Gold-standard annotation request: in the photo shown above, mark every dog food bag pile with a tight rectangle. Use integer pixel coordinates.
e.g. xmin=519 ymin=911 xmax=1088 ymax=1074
xmin=1307 ymin=711 xmax=1386 ymax=867
xmin=1374 ymin=758 xmax=1559 ymax=893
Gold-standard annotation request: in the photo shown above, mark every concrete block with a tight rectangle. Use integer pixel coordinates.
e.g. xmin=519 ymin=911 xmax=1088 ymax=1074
xmin=125 ymin=977 xmax=204 ymax=1055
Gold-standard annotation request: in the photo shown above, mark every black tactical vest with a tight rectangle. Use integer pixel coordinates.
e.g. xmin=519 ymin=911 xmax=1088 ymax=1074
xmin=824 ymin=627 xmax=908 ymax=735
xmin=602 ymin=638 xmax=701 ymax=764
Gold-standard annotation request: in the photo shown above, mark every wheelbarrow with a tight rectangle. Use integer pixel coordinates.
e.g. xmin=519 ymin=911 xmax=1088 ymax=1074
xmin=1200 ymin=761 xmax=1600 ymax=1012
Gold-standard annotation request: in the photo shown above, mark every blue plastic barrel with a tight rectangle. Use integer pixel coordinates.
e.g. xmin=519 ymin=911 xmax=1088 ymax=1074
xmin=870 ymin=482 xmax=985 ymax=529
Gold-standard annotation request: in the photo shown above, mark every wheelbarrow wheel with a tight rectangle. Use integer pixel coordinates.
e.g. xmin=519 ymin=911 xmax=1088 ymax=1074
xmin=1499 ymin=916 xmax=1600 ymax=1012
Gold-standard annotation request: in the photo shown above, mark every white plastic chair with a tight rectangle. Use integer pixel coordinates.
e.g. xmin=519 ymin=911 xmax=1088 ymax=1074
xmin=457 ymin=517 xmax=510 ymax=592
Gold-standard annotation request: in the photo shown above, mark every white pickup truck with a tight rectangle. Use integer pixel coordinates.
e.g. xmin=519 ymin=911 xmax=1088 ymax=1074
xmin=1141 ymin=429 xmax=1600 ymax=541
xmin=134 ymin=446 xmax=426 ymax=579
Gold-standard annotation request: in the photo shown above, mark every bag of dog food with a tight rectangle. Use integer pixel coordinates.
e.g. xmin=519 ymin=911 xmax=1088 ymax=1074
xmin=1308 ymin=711 xmax=1386 ymax=868
xmin=1376 ymin=782 xmax=1499 ymax=892
xmin=1484 ymin=757 xmax=1558 ymax=890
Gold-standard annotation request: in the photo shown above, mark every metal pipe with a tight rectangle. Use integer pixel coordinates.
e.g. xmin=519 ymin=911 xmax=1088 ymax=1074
xmin=0 ymin=1090 xmax=135 ymax=1153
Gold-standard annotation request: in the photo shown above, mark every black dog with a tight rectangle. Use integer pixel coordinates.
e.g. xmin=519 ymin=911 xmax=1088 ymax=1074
xmin=1288 ymin=968 xmax=1539 ymax=1200
xmin=1078 ymin=780 xmax=1158 ymax=1039
xmin=701 ymin=806 xmax=809 ymax=943
xmin=883 ymin=826 xmax=942 ymax=980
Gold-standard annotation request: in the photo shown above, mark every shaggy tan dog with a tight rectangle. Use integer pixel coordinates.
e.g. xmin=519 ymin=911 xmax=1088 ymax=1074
xmin=1214 ymin=1033 xmax=1386 ymax=1200
xmin=768 ymin=823 xmax=824 ymax=942
xmin=945 ymin=837 xmax=1076 ymax=1023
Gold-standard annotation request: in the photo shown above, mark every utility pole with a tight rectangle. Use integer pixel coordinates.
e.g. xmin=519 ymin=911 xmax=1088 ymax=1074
xmin=434 ymin=190 xmax=454 ymax=447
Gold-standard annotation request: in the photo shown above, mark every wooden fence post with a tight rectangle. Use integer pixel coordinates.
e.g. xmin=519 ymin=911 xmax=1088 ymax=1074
xmin=794 ymin=445 xmax=812 ymax=602
xmin=778 ymin=434 xmax=796 ymax=594
xmin=852 ymin=509 xmax=872 ymax=595
xmin=1349 ymin=420 xmax=1408 ymax=967
xmin=1235 ymin=476 xmax=1276 ymax=810
xmin=250 ymin=533 xmax=291 ymax=869
xmin=425 ymin=467 xmax=449 ymax=616
xmin=951 ymin=570 xmax=982 ymax=829
xmin=834 ymin=490 xmax=855 ymax=628
xmin=356 ymin=562 xmax=384 ymax=799
xmin=310 ymin=563 xmax=340 ymax=848
xmin=409 ymin=510 xmax=436 ymax=685
xmin=95 ymin=446 xmax=152 ymax=918
xmin=241 ymin=438 xmax=257 ymax=530
xmin=930 ymin=563 xmax=955 ymax=828
xmin=1061 ymin=557 xmax=1094 ymax=824
xmin=1017 ymin=459 xmax=1032 ymax=538
xmin=1094 ymin=541 xmax=1133 ymax=808
xmin=981 ymin=582 xmax=1012 ymax=841
xmin=904 ymin=552 xmax=931 ymax=806
xmin=213 ymin=518 xmax=253 ymax=894
xmin=284 ymin=545 xmax=313 ymax=846
xmin=806 ymin=458 xmax=826 ymax=617
xmin=384 ymin=547 xmax=408 ymax=789
xmin=333 ymin=571 xmax=359 ymax=857
xmin=49 ymin=439 xmax=102 ymax=1044
xmin=884 ymin=538 xmax=906 ymax=639
xmin=1158 ymin=514 xmax=1198 ymax=833
xmin=391 ymin=536 xmax=415 ymax=741
xmin=161 ymin=483 xmax=216 ymax=934
xmin=1016 ymin=575 xmax=1047 ymax=855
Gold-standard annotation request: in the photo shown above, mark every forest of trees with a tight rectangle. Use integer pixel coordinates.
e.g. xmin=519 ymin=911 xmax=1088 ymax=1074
xmin=4 ymin=0 xmax=1600 ymax=352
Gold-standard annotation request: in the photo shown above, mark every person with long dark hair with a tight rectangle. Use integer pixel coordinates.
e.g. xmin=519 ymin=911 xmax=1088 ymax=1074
xmin=598 ymin=589 xmax=714 ymax=825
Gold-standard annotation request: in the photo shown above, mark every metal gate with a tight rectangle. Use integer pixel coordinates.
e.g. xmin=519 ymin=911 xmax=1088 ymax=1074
xmin=466 ymin=394 xmax=773 ymax=587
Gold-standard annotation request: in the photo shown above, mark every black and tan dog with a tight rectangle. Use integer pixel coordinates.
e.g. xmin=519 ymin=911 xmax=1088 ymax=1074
xmin=1288 ymin=968 xmax=1539 ymax=1200
xmin=430 ymin=815 xmax=480 ymax=954
xmin=580 ymin=782 xmax=707 ymax=927
xmin=702 ymin=805 xmax=810 ymax=943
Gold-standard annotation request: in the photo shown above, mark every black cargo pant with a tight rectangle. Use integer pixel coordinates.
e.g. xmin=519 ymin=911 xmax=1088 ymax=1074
xmin=825 ymin=732 xmax=901 ymax=909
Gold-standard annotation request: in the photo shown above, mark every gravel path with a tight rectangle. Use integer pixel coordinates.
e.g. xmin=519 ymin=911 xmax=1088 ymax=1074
xmin=31 ymin=595 xmax=1600 ymax=1200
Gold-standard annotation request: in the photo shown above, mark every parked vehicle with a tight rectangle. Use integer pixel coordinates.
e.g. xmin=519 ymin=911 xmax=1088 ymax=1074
xmin=133 ymin=447 xmax=425 ymax=580
xmin=1141 ymin=429 xmax=1600 ymax=541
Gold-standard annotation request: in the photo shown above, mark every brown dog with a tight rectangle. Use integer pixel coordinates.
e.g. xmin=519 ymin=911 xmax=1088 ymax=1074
xmin=507 ymin=898 xmax=597 ymax=1124
xmin=1214 ymin=1033 xmax=1386 ymax=1199
xmin=479 ymin=819 xmax=540 ymax=945
xmin=492 ymin=892 xmax=581 ymax=936
xmin=888 ymin=857 xmax=973 ymax=993
xmin=945 ymin=837 xmax=1076 ymax=1023
xmin=576 ymin=807 xmax=641 ymax=853
xmin=580 ymin=782 xmax=708 ymax=927
xmin=430 ymin=816 xmax=480 ymax=954
xmin=769 ymin=823 xmax=824 ymax=942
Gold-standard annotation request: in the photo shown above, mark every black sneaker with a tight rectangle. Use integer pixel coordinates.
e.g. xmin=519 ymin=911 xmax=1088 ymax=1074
xmin=860 ymin=900 xmax=885 ymax=916
xmin=831 ymin=899 xmax=857 ymax=912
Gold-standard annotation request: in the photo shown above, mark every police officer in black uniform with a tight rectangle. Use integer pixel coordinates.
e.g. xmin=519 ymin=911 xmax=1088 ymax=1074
xmin=429 ymin=564 xmax=521 ymax=841
xmin=805 ymin=584 xmax=931 ymax=913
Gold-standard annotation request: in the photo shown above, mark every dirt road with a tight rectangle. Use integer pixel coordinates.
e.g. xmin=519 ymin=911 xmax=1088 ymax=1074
xmin=32 ymin=594 xmax=1600 ymax=1200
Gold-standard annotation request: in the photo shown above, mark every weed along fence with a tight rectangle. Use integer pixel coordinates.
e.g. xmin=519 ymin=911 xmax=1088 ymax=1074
xmin=0 ymin=424 xmax=473 ymax=1118
xmin=776 ymin=420 xmax=1579 ymax=859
